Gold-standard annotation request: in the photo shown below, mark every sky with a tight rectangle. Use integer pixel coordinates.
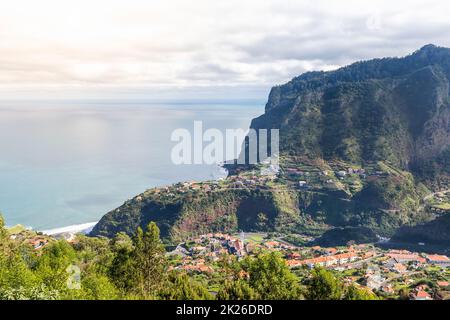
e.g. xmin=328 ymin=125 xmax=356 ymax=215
xmin=1 ymin=0 xmax=450 ymax=100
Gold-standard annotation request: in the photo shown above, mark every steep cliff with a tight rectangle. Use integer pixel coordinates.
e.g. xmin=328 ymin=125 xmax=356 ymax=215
xmin=250 ymin=44 xmax=450 ymax=187
xmin=92 ymin=45 xmax=450 ymax=243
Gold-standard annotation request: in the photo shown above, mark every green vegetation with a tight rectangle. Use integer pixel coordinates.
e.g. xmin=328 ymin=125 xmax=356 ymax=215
xmin=312 ymin=227 xmax=378 ymax=247
xmin=257 ymin=45 xmax=450 ymax=175
xmin=88 ymin=45 xmax=450 ymax=248
xmin=0 ymin=214 xmax=381 ymax=300
xmin=304 ymin=267 xmax=378 ymax=300
xmin=217 ymin=252 xmax=302 ymax=300
xmin=392 ymin=213 xmax=450 ymax=246
xmin=304 ymin=267 xmax=344 ymax=300
xmin=433 ymin=203 xmax=450 ymax=210
xmin=7 ymin=224 xmax=27 ymax=235
xmin=5 ymin=45 xmax=450 ymax=300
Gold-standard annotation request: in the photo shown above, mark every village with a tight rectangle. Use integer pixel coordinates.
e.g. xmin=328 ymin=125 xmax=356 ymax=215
xmin=6 ymin=155 xmax=450 ymax=301
xmin=166 ymin=231 xmax=450 ymax=300
xmin=6 ymin=219 xmax=450 ymax=300
xmin=134 ymin=155 xmax=450 ymax=213
xmin=133 ymin=159 xmax=373 ymax=203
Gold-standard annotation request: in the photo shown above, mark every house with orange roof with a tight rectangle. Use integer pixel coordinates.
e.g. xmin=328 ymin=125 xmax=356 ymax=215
xmin=29 ymin=238 xmax=48 ymax=250
xmin=228 ymin=239 xmax=245 ymax=257
xmin=363 ymin=251 xmax=376 ymax=259
xmin=264 ymin=241 xmax=280 ymax=248
xmin=191 ymin=246 xmax=207 ymax=253
xmin=292 ymin=252 xmax=358 ymax=269
xmin=179 ymin=263 xmax=213 ymax=274
xmin=197 ymin=264 xmax=213 ymax=273
xmin=392 ymin=263 xmax=407 ymax=273
xmin=365 ymin=274 xmax=385 ymax=290
xmin=387 ymin=253 xmax=425 ymax=264
xmin=412 ymin=290 xmax=432 ymax=300
xmin=426 ymin=254 xmax=450 ymax=267
xmin=381 ymin=284 xmax=394 ymax=294
xmin=287 ymin=252 xmax=302 ymax=259
xmin=286 ymin=260 xmax=303 ymax=268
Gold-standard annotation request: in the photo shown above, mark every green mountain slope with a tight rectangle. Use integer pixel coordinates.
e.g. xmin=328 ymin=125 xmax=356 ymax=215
xmin=251 ymin=44 xmax=450 ymax=187
xmin=391 ymin=213 xmax=450 ymax=247
xmin=91 ymin=186 xmax=302 ymax=242
xmin=92 ymin=45 xmax=450 ymax=243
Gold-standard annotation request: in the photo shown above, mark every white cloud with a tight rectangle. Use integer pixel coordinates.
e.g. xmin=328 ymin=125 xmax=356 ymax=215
xmin=1 ymin=0 xmax=450 ymax=98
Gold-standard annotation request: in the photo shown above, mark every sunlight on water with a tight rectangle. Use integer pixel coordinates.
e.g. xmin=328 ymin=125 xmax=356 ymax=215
xmin=0 ymin=100 xmax=263 ymax=230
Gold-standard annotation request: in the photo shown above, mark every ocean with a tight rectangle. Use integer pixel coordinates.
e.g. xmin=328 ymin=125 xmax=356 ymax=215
xmin=0 ymin=100 xmax=263 ymax=231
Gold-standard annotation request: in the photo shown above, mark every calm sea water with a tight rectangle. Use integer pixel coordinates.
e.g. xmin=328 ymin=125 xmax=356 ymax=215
xmin=0 ymin=100 xmax=263 ymax=230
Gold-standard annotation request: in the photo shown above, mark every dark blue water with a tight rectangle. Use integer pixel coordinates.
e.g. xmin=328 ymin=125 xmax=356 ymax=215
xmin=0 ymin=100 xmax=263 ymax=230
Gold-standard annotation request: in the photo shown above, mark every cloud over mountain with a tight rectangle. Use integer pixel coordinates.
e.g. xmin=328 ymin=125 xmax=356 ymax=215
xmin=1 ymin=0 xmax=450 ymax=98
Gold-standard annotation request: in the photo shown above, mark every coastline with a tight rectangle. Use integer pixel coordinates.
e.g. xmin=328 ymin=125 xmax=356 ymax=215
xmin=41 ymin=221 xmax=98 ymax=236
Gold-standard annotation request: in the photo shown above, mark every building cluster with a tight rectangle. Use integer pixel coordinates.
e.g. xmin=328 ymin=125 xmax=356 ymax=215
xmin=141 ymin=171 xmax=281 ymax=200
xmin=169 ymin=233 xmax=252 ymax=274
xmin=382 ymin=250 xmax=450 ymax=269
xmin=28 ymin=237 xmax=49 ymax=250
xmin=166 ymin=232 xmax=450 ymax=300
xmin=9 ymin=230 xmax=52 ymax=252
xmin=287 ymin=251 xmax=359 ymax=268
xmin=148 ymin=180 xmax=221 ymax=197
xmin=227 ymin=174 xmax=274 ymax=189
xmin=281 ymin=161 xmax=394 ymax=192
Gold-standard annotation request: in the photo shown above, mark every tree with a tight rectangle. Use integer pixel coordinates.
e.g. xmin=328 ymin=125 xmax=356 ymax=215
xmin=108 ymin=223 xmax=167 ymax=298
xmin=0 ymin=214 xmax=7 ymax=240
xmin=34 ymin=241 xmax=77 ymax=291
xmin=130 ymin=222 xmax=167 ymax=298
xmin=256 ymin=212 xmax=269 ymax=231
xmin=343 ymin=284 xmax=379 ymax=300
xmin=244 ymin=252 xmax=302 ymax=300
xmin=160 ymin=272 xmax=213 ymax=300
xmin=74 ymin=235 xmax=113 ymax=275
xmin=0 ymin=251 xmax=41 ymax=299
xmin=217 ymin=279 xmax=257 ymax=300
xmin=398 ymin=288 xmax=410 ymax=300
xmin=0 ymin=214 xmax=9 ymax=253
xmin=305 ymin=267 xmax=343 ymax=300
xmin=218 ymin=254 xmax=242 ymax=279
xmin=109 ymin=233 xmax=136 ymax=292
xmin=0 ymin=284 xmax=59 ymax=300
xmin=80 ymin=273 xmax=119 ymax=300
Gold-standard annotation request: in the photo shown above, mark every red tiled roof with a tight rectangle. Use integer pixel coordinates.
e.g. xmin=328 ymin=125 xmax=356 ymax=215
xmin=426 ymin=254 xmax=450 ymax=262
xmin=393 ymin=263 xmax=407 ymax=272
xmin=180 ymin=264 xmax=213 ymax=273
xmin=387 ymin=253 xmax=425 ymax=263
xmin=295 ymin=252 xmax=358 ymax=266
xmin=416 ymin=290 xmax=431 ymax=298
xmin=286 ymin=260 xmax=303 ymax=267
